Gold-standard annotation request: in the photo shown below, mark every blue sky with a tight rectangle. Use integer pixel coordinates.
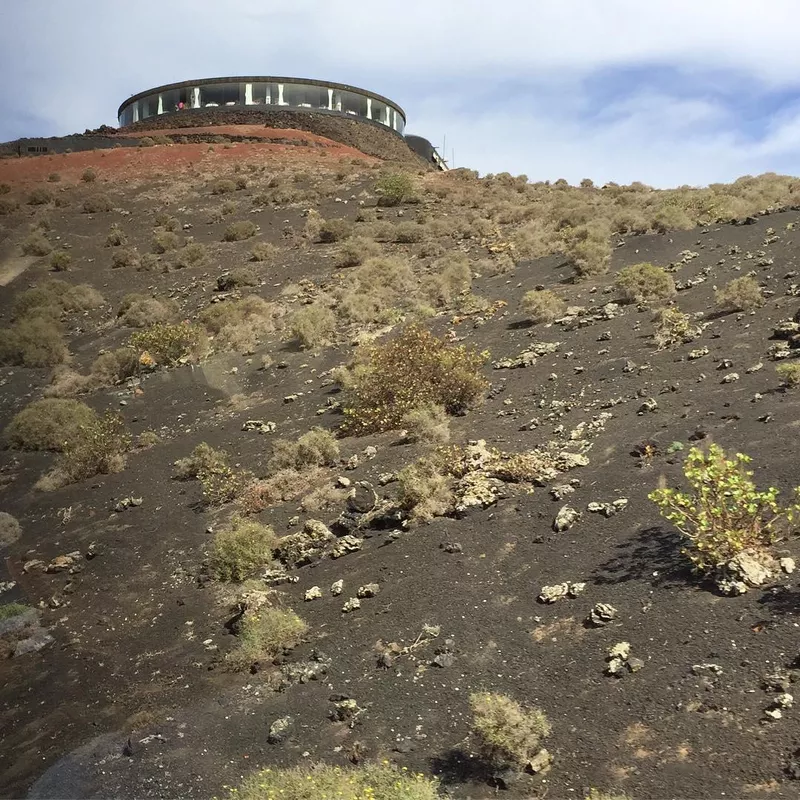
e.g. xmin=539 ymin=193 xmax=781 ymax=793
xmin=3 ymin=0 xmax=800 ymax=187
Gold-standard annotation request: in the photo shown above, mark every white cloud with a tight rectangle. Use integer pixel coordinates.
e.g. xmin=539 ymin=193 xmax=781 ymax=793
xmin=2 ymin=0 xmax=800 ymax=185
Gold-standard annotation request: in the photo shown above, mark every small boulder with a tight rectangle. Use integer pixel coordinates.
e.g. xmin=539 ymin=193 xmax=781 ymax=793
xmin=553 ymin=505 xmax=580 ymax=532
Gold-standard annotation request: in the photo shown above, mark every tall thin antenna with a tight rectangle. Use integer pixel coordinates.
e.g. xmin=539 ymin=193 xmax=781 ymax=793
xmin=452 ymin=148 xmax=455 ymax=169
xmin=442 ymin=134 xmax=446 ymax=164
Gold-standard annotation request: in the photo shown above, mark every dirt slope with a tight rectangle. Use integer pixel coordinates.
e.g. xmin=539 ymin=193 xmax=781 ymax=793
xmin=0 ymin=146 xmax=799 ymax=800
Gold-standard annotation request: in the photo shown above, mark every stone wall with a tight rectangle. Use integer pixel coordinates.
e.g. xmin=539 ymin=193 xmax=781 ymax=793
xmin=123 ymin=108 xmax=429 ymax=168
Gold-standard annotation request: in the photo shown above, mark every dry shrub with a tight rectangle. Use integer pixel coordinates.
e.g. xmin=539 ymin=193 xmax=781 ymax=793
xmin=319 ymin=218 xmax=354 ymax=243
xmin=401 ymin=403 xmax=450 ymax=446
xmin=394 ymin=221 xmax=425 ymax=243
xmin=211 ymin=179 xmax=236 ymax=195
xmin=652 ymin=204 xmax=695 ymax=233
xmin=89 ymin=348 xmax=139 ymax=385
xmin=520 ymin=289 xmax=566 ymax=323
xmin=341 ymin=324 xmax=488 ymax=435
xmin=155 ymin=213 xmax=181 ymax=231
xmin=38 ymin=412 xmax=131 ymax=489
xmin=223 ymin=221 xmax=258 ymax=242
xmin=226 ymin=607 xmax=307 ymax=671
xmin=138 ymin=136 xmax=155 ymax=147
xmin=137 ymin=431 xmax=160 ymax=448
xmin=335 ymin=255 xmax=418 ymax=325
xmin=564 ymin=221 xmax=613 ymax=277
xmin=470 ymin=692 xmax=551 ymax=769
xmin=210 ymin=517 xmax=279 ymax=582
xmin=117 ymin=294 xmax=178 ymax=327
xmin=128 ymin=322 xmax=207 ymax=366
xmin=0 ymin=512 xmax=21 ymax=547
xmin=49 ymin=250 xmax=72 ymax=271
xmin=235 ymin=762 xmax=440 ymax=800
xmin=81 ymin=194 xmax=112 ymax=213
xmin=0 ymin=317 xmax=68 ymax=367
xmin=82 ymin=167 xmax=97 ymax=183
xmin=239 ymin=468 xmax=325 ymax=514
xmin=105 ymin=223 xmax=127 ymax=247
xmin=267 ymin=427 xmax=339 ymax=473
xmin=250 ymin=241 xmax=278 ymax=262
xmin=174 ymin=442 xmax=229 ymax=480
xmin=27 ymin=187 xmax=53 ymax=206
xmin=777 ymin=363 xmax=800 ymax=387
xmin=0 ymin=197 xmax=20 ymax=215
xmin=422 ymin=253 xmax=472 ymax=307
xmin=111 ymin=246 xmax=141 ymax=269
xmin=169 ymin=241 xmax=210 ymax=270
xmin=300 ymin=483 xmax=348 ymax=513
xmin=200 ymin=463 xmax=253 ymax=507
xmin=335 ymin=236 xmax=381 ymax=268
xmin=3 ymin=399 xmax=97 ymax=451
xmin=397 ymin=455 xmax=453 ymax=523
xmin=715 ymin=276 xmax=764 ymax=312
xmin=199 ymin=295 xmax=279 ymax=353
xmin=615 ymin=262 xmax=676 ymax=304
xmin=290 ymin=303 xmax=336 ymax=349
xmin=216 ymin=267 xmax=257 ymax=290
xmin=21 ymin=231 xmax=52 ymax=257
xmin=152 ymin=230 xmax=183 ymax=253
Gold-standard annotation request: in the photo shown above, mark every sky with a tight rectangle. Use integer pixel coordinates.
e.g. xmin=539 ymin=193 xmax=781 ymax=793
xmin=3 ymin=0 xmax=800 ymax=187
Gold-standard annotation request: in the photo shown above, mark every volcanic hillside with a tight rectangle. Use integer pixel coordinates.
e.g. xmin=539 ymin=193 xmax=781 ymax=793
xmin=1 ymin=136 xmax=800 ymax=800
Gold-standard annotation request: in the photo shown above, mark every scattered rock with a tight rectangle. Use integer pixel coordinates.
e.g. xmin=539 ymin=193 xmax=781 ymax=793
xmin=550 ymin=484 xmax=575 ymax=501
xmin=242 ymin=420 xmax=276 ymax=434
xmin=538 ymin=582 xmax=586 ymax=604
xmin=780 ymin=557 xmax=796 ymax=574
xmin=720 ymin=372 xmax=740 ymax=384
xmin=357 ymin=583 xmax=379 ymax=598
xmin=553 ymin=504 xmax=580 ymax=532
xmin=331 ymin=534 xmax=363 ymax=558
xmin=304 ymin=586 xmax=322 ymax=601
xmin=267 ymin=716 xmax=293 ymax=744
xmin=527 ymin=748 xmax=552 ymax=774
xmin=330 ymin=580 xmax=344 ymax=596
xmin=723 ymin=550 xmax=775 ymax=589
xmin=337 ymin=476 xmax=351 ymax=488
xmin=277 ymin=519 xmax=335 ymax=566
xmin=587 ymin=499 xmax=628 ymax=517
xmin=440 ymin=542 xmax=463 ymax=554
xmin=588 ymin=603 xmax=618 ymax=627
xmin=45 ymin=552 xmax=81 ymax=573
xmin=637 ymin=398 xmax=658 ymax=414
xmin=342 ymin=597 xmax=361 ymax=613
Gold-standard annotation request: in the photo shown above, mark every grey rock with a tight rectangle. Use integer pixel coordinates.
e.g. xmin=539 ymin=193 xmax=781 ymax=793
xmin=725 ymin=550 xmax=774 ymax=587
xmin=588 ymin=603 xmax=618 ymax=626
xmin=357 ymin=583 xmax=379 ymax=598
xmin=331 ymin=535 xmax=363 ymax=559
xmin=330 ymin=579 xmax=344 ymax=596
xmin=432 ymin=652 xmax=455 ymax=668
xmin=13 ymin=629 xmax=54 ymax=656
xmin=342 ymin=597 xmax=361 ymax=613
xmin=553 ymin=504 xmax=580 ymax=532
xmin=637 ymin=398 xmax=658 ymax=414
xmin=347 ymin=484 xmax=377 ymax=514
xmin=527 ymin=748 xmax=553 ymax=774
xmin=242 ymin=419 xmax=276 ymax=434
xmin=267 ymin=716 xmax=293 ymax=744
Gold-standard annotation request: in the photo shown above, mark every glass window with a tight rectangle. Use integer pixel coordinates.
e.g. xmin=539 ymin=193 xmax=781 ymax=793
xmin=142 ymin=94 xmax=159 ymax=119
xmin=160 ymin=87 xmax=191 ymax=113
xmin=341 ymin=90 xmax=368 ymax=118
xmin=283 ymin=82 xmax=328 ymax=109
xmin=371 ymin=99 xmax=390 ymax=126
xmin=119 ymin=106 xmax=133 ymax=126
xmin=199 ymin=82 xmax=243 ymax=108
xmin=394 ymin=111 xmax=405 ymax=133
xmin=250 ymin=81 xmax=280 ymax=106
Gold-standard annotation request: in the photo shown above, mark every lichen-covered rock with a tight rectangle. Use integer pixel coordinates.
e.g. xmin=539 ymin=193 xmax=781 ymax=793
xmin=304 ymin=586 xmax=322 ymax=601
xmin=553 ymin=505 xmax=580 ymax=532
xmin=330 ymin=579 xmax=344 ymax=596
xmin=342 ymin=597 xmax=361 ymax=613
xmin=277 ymin=519 xmax=335 ymax=566
xmin=538 ymin=582 xmax=585 ymax=603
xmin=267 ymin=716 xmax=292 ymax=744
xmin=724 ymin=550 xmax=775 ymax=588
xmin=331 ymin=534 xmax=363 ymax=559
xmin=587 ymin=499 xmax=628 ymax=517
xmin=357 ymin=583 xmax=379 ymax=598
xmin=453 ymin=472 xmax=502 ymax=514
xmin=588 ymin=603 xmax=617 ymax=626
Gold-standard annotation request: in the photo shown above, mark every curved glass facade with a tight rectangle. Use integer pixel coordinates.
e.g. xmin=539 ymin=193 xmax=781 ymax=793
xmin=118 ymin=77 xmax=406 ymax=134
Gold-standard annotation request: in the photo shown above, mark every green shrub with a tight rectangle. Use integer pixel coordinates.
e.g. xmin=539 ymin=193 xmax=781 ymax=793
xmin=3 ymin=399 xmax=97 ymax=451
xmin=81 ymin=194 xmax=112 ymax=213
xmin=117 ymin=294 xmax=178 ymax=327
xmin=715 ymin=276 xmax=764 ymax=312
xmin=268 ymin=427 xmax=340 ymax=473
xmin=111 ymin=246 xmax=140 ymax=269
xmin=777 ymin=363 xmax=800 ymax=387
xmin=49 ymin=250 xmax=72 ymax=271
xmin=341 ymin=325 xmax=489 ymax=435
xmin=21 ymin=231 xmax=52 ymax=257
xmin=199 ymin=463 xmax=252 ymax=506
xmin=173 ymin=442 xmax=229 ymax=480
xmin=0 ymin=317 xmax=68 ymax=367
xmin=249 ymin=241 xmax=278 ymax=262
xmin=376 ymin=172 xmax=415 ymax=206
xmin=210 ymin=517 xmax=278 ymax=582
xmin=0 ymin=603 xmax=31 ymax=620
xmin=227 ymin=606 xmax=308 ymax=670
xmin=520 ymin=289 xmax=566 ymax=323
xmin=223 ymin=221 xmax=258 ymax=241
xmin=137 ymin=430 xmax=160 ymax=448
xmin=291 ymin=303 xmax=336 ymax=349
xmin=152 ymin=230 xmax=183 ymax=253
xmin=236 ymin=762 xmax=441 ymax=800
xmin=128 ymin=322 xmax=206 ymax=366
xmin=51 ymin=411 xmax=131 ymax=485
xmin=27 ymin=187 xmax=53 ymax=206
xmin=82 ymin=167 xmax=97 ymax=183
xmin=335 ymin=236 xmax=381 ymax=268
xmin=649 ymin=444 xmax=800 ymax=573
xmin=615 ymin=262 xmax=676 ymax=304
xmin=470 ymin=691 xmax=551 ymax=769
xmin=652 ymin=307 xmax=700 ymax=349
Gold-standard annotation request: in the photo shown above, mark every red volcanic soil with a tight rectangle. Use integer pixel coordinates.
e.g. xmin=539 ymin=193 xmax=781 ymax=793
xmin=0 ymin=127 xmax=376 ymax=187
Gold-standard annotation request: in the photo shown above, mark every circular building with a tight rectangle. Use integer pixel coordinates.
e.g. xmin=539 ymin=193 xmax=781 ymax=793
xmin=117 ymin=76 xmax=445 ymax=169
